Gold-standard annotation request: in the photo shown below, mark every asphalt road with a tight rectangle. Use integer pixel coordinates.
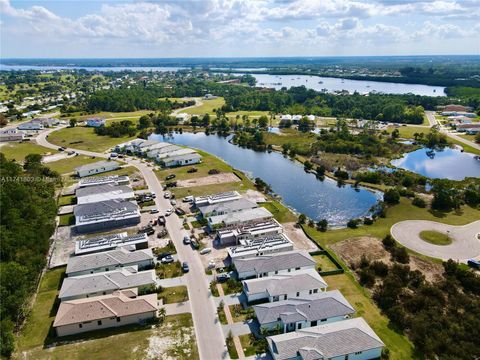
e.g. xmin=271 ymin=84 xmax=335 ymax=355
xmin=391 ymin=220 xmax=480 ymax=262
xmin=36 ymin=127 xmax=228 ymax=360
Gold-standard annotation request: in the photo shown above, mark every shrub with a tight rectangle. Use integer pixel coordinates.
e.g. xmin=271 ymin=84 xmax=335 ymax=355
xmin=382 ymin=234 xmax=396 ymax=250
xmin=363 ymin=217 xmax=374 ymax=225
xmin=346 ymin=218 xmax=360 ymax=229
xmin=412 ymin=197 xmax=426 ymax=208
xmin=383 ymin=188 xmax=400 ymax=204
xmin=370 ymin=261 xmax=389 ymax=277
xmin=359 ymin=268 xmax=376 ymax=287
xmin=391 ymin=247 xmax=410 ymax=264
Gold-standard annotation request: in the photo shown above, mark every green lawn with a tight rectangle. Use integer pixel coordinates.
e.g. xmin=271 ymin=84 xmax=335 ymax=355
xmin=419 ymin=230 xmax=452 ymax=246
xmin=47 ymin=155 xmax=99 ymax=174
xmin=229 ymin=304 xmax=249 ymax=323
xmin=156 ymin=261 xmax=182 ymax=279
xmin=259 ymin=201 xmax=297 ymax=223
xmin=158 ymin=286 xmax=189 ymax=304
xmin=312 ymin=254 xmax=339 ymax=272
xmin=179 ymin=97 xmax=225 ymax=115
xmin=239 ymin=334 xmax=263 ymax=357
xmin=17 ymin=313 xmax=198 ymax=360
xmin=304 ymin=198 xmax=480 ymax=246
xmin=15 ymin=267 xmax=65 ymax=352
xmin=387 ymin=125 xmax=430 ymax=139
xmin=47 ymin=126 xmax=137 ymax=152
xmin=58 ymin=214 xmax=74 ymax=226
xmin=0 ymin=141 xmax=57 ymax=162
xmin=58 ymin=195 xmax=75 ymax=206
xmin=218 ymin=305 xmax=228 ymax=325
xmin=263 ymin=128 xmax=317 ymax=153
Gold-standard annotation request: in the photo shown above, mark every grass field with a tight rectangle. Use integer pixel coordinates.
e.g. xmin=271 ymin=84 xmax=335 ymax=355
xmin=263 ymin=128 xmax=316 ymax=153
xmin=0 ymin=141 xmax=58 ymax=162
xmin=47 ymin=126 xmax=137 ymax=152
xmin=58 ymin=214 xmax=74 ymax=226
xmin=312 ymin=254 xmax=339 ymax=272
xmin=387 ymin=125 xmax=430 ymax=139
xmin=158 ymin=286 xmax=189 ymax=304
xmin=304 ymin=198 xmax=480 ymax=246
xmin=47 ymin=155 xmax=99 ymax=174
xmin=156 ymin=261 xmax=182 ymax=279
xmin=180 ymin=97 xmax=225 ymax=115
xmin=259 ymin=201 xmax=297 ymax=223
xmin=419 ymin=230 xmax=452 ymax=245
xmin=58 ymin=195 xmax=75 ymax=206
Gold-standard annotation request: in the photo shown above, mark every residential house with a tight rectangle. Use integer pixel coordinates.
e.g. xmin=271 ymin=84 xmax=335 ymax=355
xmin=75 ymin=160 xmax=120 ymax=178
xmin=78 ymin=175 xmax=130 ymax=188
xmin=0 ymin=129 xmax=24 ymax=142
xmin=198 ymin=198 xmax=257 ymax=218
xmin=53 ymin=289 xmax=158 ymax=337
xmin=253 ymin=290 xmax=355 ymax=333
xmin=146 ymin=144 xmax=180 ymax=159
xmin=281 ymin=115 xmax=292 ymax=121
xmin=17 ymin=121 xmax=44 ymax=131
xmin=86 ymin=117 xmax=106 ymax=127
xmin=234 ymin=250 xmax=316 ymax=280
xmin=227 ymin=234 xmax=294 ymax=260
xmin=217 ymin=219 xmax=283 ymax=246
xmin=207 ymin=207 xmax=273 ymax=230
xmin=443 ymin=104 xmax=471 ymax=112
xmin=456 ymin=123 xmax=480 ymax=133
xmin=73 ymin=200 xmax=141 ymax=234
xmin=76 ymin=184 xmax=135 ymax=205
xmin=66 ymin=248 xmax=154 ymax=277
xmin=194 ymin=191 xmax=242 ymax=207
xmin=243 ymin=268 xmax=327 ymax=304
xmin=75 ymin=232 xmax=148 ymax=255
xmin=59 ymin=267 xmax=156 ymax=301
xmin=160 ymin=152 xmax=202 ymax=168
xmin=267 ymin=317 xmax=384 ymax=360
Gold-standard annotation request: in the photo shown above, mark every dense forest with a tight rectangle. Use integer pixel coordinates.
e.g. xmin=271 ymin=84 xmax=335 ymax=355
xmin=0 ymin=154 xmax=59 ymax=358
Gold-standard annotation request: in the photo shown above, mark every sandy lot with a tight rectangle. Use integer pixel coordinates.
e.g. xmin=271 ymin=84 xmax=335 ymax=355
xmin=243 ymin=189 xmax=267 ymax=203
xmin=176 ymin=173 xmax=239 ymax=188
xmin=283 ymin=222 xmax=318 ymax=251
xmin=331 ymin=236 xmax=444 ymax=283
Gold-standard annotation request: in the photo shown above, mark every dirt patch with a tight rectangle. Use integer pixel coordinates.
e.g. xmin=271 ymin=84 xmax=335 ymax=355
xmin=283 ymin=222 xmax=317 ymax=251
xmin=243 ymin=189 xmax=267 ymax=203
xmin=176 ymin=173 xmax=239 ymax=188
xmin=330 ymin=236 xmax=443 ymax=283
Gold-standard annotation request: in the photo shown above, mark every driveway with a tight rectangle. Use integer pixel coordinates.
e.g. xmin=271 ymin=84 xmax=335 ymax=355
xmin=391 ymin=220 xmax=480 ymax=262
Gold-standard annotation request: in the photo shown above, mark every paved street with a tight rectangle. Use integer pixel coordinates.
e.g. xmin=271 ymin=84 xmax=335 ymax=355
xmin=391 ymin=220 xmax=480 ymax=262
xmin=36 ymin=127 xmax=228 ymax=360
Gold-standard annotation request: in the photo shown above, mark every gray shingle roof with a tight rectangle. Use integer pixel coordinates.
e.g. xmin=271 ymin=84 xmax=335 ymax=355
xmin=243 ymin=269 xmax=327 ymax=297
xmin=267 ymin=317 xmax=384 ymax=360
xmin=74 ymin=200 xmax=138 ymax=218
xmin=59 ymin=268 xmax=156 ymax=299
xmin=209 ymin=207 xmax=273 ymax=226
xmin=234 ymin=250 xmax=315 ymax=275
xmin=76 ymin=184 xmax=132 ymax=197
xmin=253 ymin=290 xmax=354 ymax=325
xmin=199 ymin=198 xmax=257 ymax=216
xmin=75 ymin=160 xmax=119 ymax=173
xmin=66 ymin=248 xmax=153 ymax=275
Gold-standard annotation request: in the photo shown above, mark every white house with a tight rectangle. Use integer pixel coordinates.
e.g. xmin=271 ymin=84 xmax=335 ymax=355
xmin=281 ymin=114 xmax=292 ymax=121
xmin=0 ymin=129 xmax=24 ymax=142
xmin=266 ymin=317 xmax=385 ymax=360
xmin=75 ymin=160 xmax=120 ymax=178
xmin=243 ymin=268 xmax=327 ymax=304
xmin=86 ymin=118 xmax=106 ymax=127
xmin=75 ymin=184 xmax=135 ymax=205
xmin=227 ymin=234 xmax=294 ymax=260
xmin=254 ymin=290 xmax=355 ymax=333
xmin=161 ymin=152 xmax=202 ymax=168
xmin=53 ymin=289 xmax=158 ymax=337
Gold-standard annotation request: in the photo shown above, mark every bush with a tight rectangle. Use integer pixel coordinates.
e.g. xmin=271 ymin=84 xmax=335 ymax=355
xmin=334 ymin=169 xmax=349 ymax=180
xmin=370 ymin=261 xmax=389 ymax=277
xmin=363 ymin=217 xmax=374 ymax=225
xmin=359 ymin=268 xmax=376 ymax=287
xmin=382 ymin=234 xmax=396 ymax=250
xmin=384 ymin=188 xmax=400 ymax=204
xmin=391 ymin=247 xmax=410 ymax=264
xmin=316 ymin=219 xmax=328 ymax=232
xmin=412 ymin=197 xmax=426 ymax=208
xmin=346 ymin=218 xmax=360 ymax=229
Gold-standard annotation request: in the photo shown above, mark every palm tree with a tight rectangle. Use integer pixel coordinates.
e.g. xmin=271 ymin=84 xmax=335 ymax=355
xmin=158 ymin=307 xmax=166 ymax=323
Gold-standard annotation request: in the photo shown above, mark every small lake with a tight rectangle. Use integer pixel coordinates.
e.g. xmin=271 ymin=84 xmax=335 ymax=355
xmin=250 ymin=73 xmax=445 ymax=96
xmin=150 ymin=132 xmax=382 ymax=226
xmin=391 ymin=148 xmax=480 ymax=180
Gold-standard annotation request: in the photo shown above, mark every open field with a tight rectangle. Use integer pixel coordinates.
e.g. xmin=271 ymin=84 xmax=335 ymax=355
xmin=47 ymin=155 xmax=99 ymax=174
xmin=419 ymin=230 xmax=452 ymax=245
xmin=47 ymin=126 xmax=137 ymax=152
xmin=386 ymin=125 xmax=430 ymax=139
xmin=311 ymin=254 xmax=339 ymax=272
xmin=263 ymin=128 xmax=316 ymax=153
xmin=158 ymin=285 xmax=189 ymax=304
xmin=0 ymin=141 xmax=58 ymax=162
xmin=179 ymin=97 xmax=225 ymax=115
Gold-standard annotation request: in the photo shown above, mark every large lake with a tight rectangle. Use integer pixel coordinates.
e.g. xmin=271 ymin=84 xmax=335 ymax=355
xmin=250 ymin=73 xmax=445 ymax=96
xmin=0 ymin=64 xmax=186 ymax=72
xmin=391 ymin=148 xmax=480 ymax=180
xmin=150 ymin=132 xmax=382 ymax=226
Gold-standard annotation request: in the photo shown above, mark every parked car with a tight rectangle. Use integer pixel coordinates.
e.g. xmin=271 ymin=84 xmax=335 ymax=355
xmin=58 ymin=147 xmax=64 ymax=151
xmin=157 ymin=228 xmax=168 ymax=238
xmin=467 ymin=259 xmax=480 ymax=269
xmin=175 ymin=208 xmax=185 ymax=216
xmin=207 ymin=259 xmax=216 ymax=269
xmin=117 ymin=154 xmax=125 ymax=159
xmin=160 ymin=255 xmax=174 ymax=264
xmin=182 ymin=262 xmax=189 ymax=273
xmin=183 ymin=196 xmax=194 ymax=203
xmin=190 ymin=238 xmax=200 ymax=250
xmin=67 ymin=151 xmax=75 ymax=155
xmin=150 ymin=208 xmax=159 ymax=214
xmin=170 ymin=199 xmax=177 ymax=206
xmin=138 ymin=226 xmax=155 ymax=236
xmin=216 ymin=273 xmax=231 ymax=283
xmin=183 ymin=236 xmax=191 ymax=245
xmin=187 ymin=167 xmax=198 ymax=173
xmin=200 ymin=247 xmax=212 ymax=255
xmin=158 ymin=215 xmax=166 ymax=225
xmin=157 ymin=252 xmax=171 ymax=260
xmin=165 ymin=174 xmax=176 ymax=180
xmin=110 ymin=152 xmax=118 ymax=158
xmin=165 ymin=208 xmax=173 ymax=216
xmin=164 ymin=191 xmax=171 ymax=199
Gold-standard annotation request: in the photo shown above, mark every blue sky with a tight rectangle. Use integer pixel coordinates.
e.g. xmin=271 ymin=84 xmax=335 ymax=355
xmin=1 ymin=0 xmax=479 ymax=58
